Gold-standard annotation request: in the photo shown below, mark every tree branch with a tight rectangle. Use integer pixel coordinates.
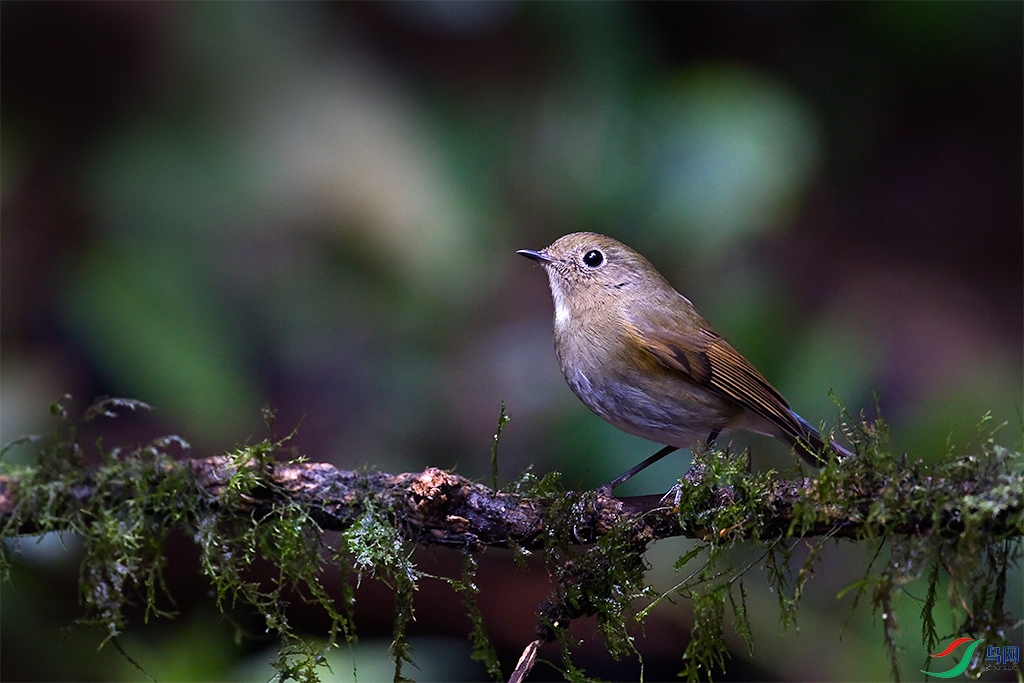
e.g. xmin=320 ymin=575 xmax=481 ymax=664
xmin=2 ymin=455 xmax=1021 ymax=545
xmin=2 ymin=437 xmax=1021 ymax=683
xmin=3 ymin=398 xmax=1020 ymax=683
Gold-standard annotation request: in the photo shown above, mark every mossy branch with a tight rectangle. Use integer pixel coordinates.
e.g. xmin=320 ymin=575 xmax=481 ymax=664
xmin=1 ymin=399 xmax=1021 ymax=682
xmin=2 ymin=456 xmax=1021 ymax=547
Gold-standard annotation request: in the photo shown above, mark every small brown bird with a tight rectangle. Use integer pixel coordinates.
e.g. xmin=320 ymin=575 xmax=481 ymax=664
xmin=518 ymin=232 xmax=850 ymax=487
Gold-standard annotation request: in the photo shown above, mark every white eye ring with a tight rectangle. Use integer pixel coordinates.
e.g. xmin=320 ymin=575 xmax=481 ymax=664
xmin=582 ymin=249 xmax=604 ymax=268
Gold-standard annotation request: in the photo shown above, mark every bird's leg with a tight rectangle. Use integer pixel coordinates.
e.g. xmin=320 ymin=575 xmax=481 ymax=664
xmin=605 ymin=445 xmax=679 ymax=491
xmin=659 ymin=430 xmax=722 ymax=505
xmin=604 ymin=430 xmax=722 ymax=493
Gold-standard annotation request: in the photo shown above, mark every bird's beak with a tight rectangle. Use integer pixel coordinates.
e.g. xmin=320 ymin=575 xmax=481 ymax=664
xmin=517 ymin=249 xmax=554 ymax=264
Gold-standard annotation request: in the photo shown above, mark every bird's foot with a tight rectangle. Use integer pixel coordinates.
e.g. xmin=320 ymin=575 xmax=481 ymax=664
xmin=660 ymin=482 xmax=685 ymax=510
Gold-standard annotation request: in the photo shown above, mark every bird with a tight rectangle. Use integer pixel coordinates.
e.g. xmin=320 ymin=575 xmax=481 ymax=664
xmin=518 ymin=232 xmax=851 ymax=488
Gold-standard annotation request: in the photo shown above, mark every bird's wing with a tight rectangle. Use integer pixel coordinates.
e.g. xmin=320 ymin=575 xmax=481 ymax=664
xmin=629 ymin=318 xmax=809 ymax=446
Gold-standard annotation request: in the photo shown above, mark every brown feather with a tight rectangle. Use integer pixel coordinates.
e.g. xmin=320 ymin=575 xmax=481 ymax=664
xmin=702 ymin=337 xmax=804 ymax=439
xmin=632 ymin=320 xmax=810 ymax=447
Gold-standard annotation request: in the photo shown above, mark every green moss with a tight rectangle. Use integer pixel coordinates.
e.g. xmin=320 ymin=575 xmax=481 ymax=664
xmin=2 ymin=397 xmax=1021 ymax=682
xmin=1 ymin=397 xmax=191 ymax=643
xmin=489 ymin=401 xmax=511 ymax=492
xmin=192 ymin=427 xmax=357 ymax=682
xmin=453 ymin=553 xmax=502 ymax=679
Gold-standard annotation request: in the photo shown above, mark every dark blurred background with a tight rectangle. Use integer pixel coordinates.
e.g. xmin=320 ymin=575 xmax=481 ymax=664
xmin=2 ymin=2 xmax=1021 ymax=681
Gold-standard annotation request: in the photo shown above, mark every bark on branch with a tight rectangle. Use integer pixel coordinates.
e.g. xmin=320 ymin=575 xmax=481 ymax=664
xmin=2 ymin=455 xmax=1021 ymax=545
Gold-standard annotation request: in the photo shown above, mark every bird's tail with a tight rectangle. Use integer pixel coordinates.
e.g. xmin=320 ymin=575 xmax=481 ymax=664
xmin=791 ymin=412 xmax=853 ymax=466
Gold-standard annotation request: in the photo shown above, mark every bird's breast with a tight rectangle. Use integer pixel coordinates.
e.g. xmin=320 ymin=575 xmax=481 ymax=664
xmin=554 ymin=325 xmax=735 ymax=448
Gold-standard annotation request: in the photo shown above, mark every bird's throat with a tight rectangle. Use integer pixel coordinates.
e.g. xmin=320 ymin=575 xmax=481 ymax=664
xmin=548 ymin=277 xmax=571 ymax=329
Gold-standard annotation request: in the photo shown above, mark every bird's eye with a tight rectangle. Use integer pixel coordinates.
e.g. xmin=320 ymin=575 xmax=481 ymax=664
xmin=582 ymin=249 xmax=604 ymax=268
